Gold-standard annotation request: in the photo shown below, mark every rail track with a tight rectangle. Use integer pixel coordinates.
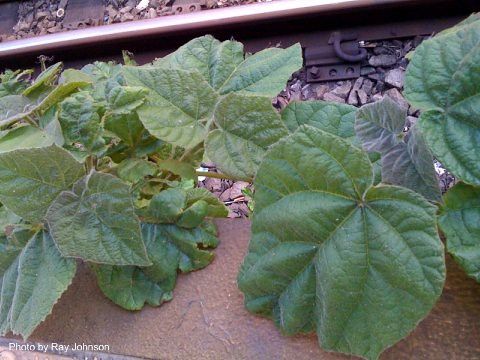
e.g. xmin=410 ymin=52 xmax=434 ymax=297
xmin=0 ymin=0 xmax=478 ymax=72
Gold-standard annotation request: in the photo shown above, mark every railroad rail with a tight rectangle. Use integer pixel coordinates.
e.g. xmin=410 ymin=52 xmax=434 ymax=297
xmin=0 ymin=0 xmax=478 ymax=71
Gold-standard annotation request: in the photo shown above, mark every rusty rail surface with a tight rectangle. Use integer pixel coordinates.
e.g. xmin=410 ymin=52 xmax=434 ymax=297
xmin=0 ymin=0 xmax=477 ymax=69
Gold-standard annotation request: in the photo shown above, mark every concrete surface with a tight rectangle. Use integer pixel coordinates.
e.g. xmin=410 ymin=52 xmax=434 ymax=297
xmin=15 ymin=219 xmax=480 ymax=359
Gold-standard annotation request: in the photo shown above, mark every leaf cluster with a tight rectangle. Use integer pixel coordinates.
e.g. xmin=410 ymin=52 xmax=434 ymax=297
xmin=0 ymin=36 xmax=302 ymax=339
xmin=0 ymin=14 xmax=478 ymax=360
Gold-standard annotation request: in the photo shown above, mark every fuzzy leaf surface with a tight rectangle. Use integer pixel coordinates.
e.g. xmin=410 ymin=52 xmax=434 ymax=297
xmin=238 ymin=126 xmax=445 ymax=360
xmin=218 ymin=43 xmax=303 ymax=97
xmin=94 ymin=222 xmax=218 ymax=310
xmin=154 ymin=35 xmax=244 ymax=91
xmin=59 ymin=91 xmax=105 ymax=153
xmin=281 ymin=101 xmax=357 ymax=140
xmin=0 ymin=145 xmax=84 ymax=222
xmin=404 ymin=15 xmax=480 ymax=184
xmin=93 ymin=265 xmax=169 ymax=311
xmin=46 ymin=171 xmax=149 ymax=266
xmin=0 ymin=230 xmax=76 ymax=339
xmin=356 ymin=98 xmax=440 ymax=201
xmin=438 ymin=182 xmax=480 ymax=281
xmin=205 ymin=93 xmax=289 ymax=180
xmin=0 ymin=126 xmax=54 ymax=153
xmin=355 ymin=96 xmax=405 ymax=153
xmin=123 ymin=67 xmax=218 ymax=148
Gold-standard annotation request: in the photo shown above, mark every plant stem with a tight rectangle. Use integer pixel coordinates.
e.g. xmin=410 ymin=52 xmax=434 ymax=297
xmin=196 ymin=171 xmax=240 ymax=181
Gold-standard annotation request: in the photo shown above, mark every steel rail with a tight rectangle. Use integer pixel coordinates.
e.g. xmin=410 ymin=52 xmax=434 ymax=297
xmin=0 ymin=0 xmax=435 ymax=59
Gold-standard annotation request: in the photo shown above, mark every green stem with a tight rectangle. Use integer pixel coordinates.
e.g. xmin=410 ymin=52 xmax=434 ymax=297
xmin=196 ymin=171 xmax=240 ymax=181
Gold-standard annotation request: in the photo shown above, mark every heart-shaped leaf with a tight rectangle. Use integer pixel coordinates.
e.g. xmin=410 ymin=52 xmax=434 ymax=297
xmin=0 ymin=145 xmax=84 ymax=222
xmin=281 ymin=100 xmax=357 ymax=140
xmin=154 ymin=35 xmax=244 ymax=91
xmin=238 ymin=126 xmax=445 ymax=360
xmin=0 ymin=230 xmax=76 ymax=339
xmin=438 ymin=182 xmax=480 ymax=282
xmin=94 ymin=221 xmax=219 ymax=310
xmin=46 ymin=171 xmax=150 ymax=266
xmin=154 ymin=35 xmax=302 ymax=98
xmin=355 ymin=96 xmax=405 ymax=153
xmin=205 ymin=93 xmax=289 ymax=180
xmin=404 ymin=15 xmax=480 ymax=185
xmin=123 ymin=67 xmax=218 ymax=148
xmin=356 ymin=97 xmax=441 ymax=202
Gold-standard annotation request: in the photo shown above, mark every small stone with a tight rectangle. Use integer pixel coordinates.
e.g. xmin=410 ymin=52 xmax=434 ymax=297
xmin=357 ymin=89 xmax=368 ymax=105
xmin=323 ymin=92 xmax=345 ymax=103
xmin=36 ymin=11 xmax=49 ymax=21
xmin=371 ymin=93 xmax=383 ymax=102
xmin=367 ymin=73 xmax=384 ymax=82
xmin=361 ymin=79 xmax=374 ymax=94
xmin=331 ymin=81 xmax=352 ymax=99
xmin=360 ymin=66 xmax=376 ymax=76
xmin=385 ymin=68 xmax=405 ymax=89
xmin=120 ymin=6 xmax=133 ymax=13
xmin=373 ymin=46 xmax=391 ymax=55
xmin=230 ymin=181 xmax=249 ymax=199
xmin=121 ymin=12 xmax=135 ymax=21
xmin=148 ymin=7 xmax=157 ymax=18
xmin=347 ymin=90 xmax=358 ymax=106
xmin=368 ymin=54 xmax=397 ymax=67
xmin=385 ymin=88 xmax=409 ymax=109
xmin=313 ymin=84 xmax=329 ymax=99
xmin=352 ymin=77 xmax=364 ymax=91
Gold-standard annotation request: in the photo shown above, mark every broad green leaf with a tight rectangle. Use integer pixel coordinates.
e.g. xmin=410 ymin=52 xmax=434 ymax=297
xmin=81 ymin=61 xmax=123 ymax=100
xmin=46 ymin=171 xmax=150 ymax=266
xmin=92 ymin=265 xmax=169 ymax=311
xmin=154 ymin=35 xmax=244 ymax=91
xmin=104 ymin=113 xmax=144 ymax=148
xmin=0 ymin=95 xmax=31 ymax=125
xmin=404 ymin=16 xmax=480 ymax=184
xmin=123 ymin=67 xmax=218 ymax=148
xmin=218 ymin=43 xmax=303 ymax=97
xmin=238 ymin=126 xmax=445 ymax=360
xmin=0 ymin=145 xmax=84 ymax=222
xmin=0 ymin=206 xmax=21 ymax=235
xmin=22 ymin=62 xmax=62 ymax=97
xmin=382 ymin=126 xmax=441 ymax=202
xmin=438 ymin=182 xmax=480 ymax=282
xmin=0 ymin=228 xmax=29 ymax=274
xmin=59 ymin=69 xmax=93 ymax=84
xmin=94 ymin=221 xmax=219 ymax=310
xmin=0 ymin=230 xmax=76 ymax=339
xmin=185 ymin=188 xmax=228 ymax=218
xmin=0 ymin=126 xmax=54 ymax=153
xmin=39 ymin=107 xmax=65 ymax=146
xmin=105 ymin=83 xmax=148 ymax=115
xmin=355 ymin=96 xmax=405 ymax=153
xmin=281 ymin=100 xmax=357 ymax=140
xmin=0 ymin=69 xmax=31 ymax=97
xmin=1 ymin=82 xmax=88 ymax=129
xmin=205 ymin=93 xmax=289 ymax=180
xmin=142 ymin=188 xmax=187 ymax=224
xmin=157 ymin=159 xmax=196 ymax=181
xmin=59 ymin=91 xmax=105 ymax=153
xmin=356 ymin=97 xmax=440 ymax=201
xmin=177 ymin=200 xmax=208 ymax=229
xmin=117 ymin=158 xmax=156 ymax=183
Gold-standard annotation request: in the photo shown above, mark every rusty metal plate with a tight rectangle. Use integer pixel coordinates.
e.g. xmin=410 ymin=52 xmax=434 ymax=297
xmin=0 ymin=2 xmax=19 ymax=36
xmin=63 ymin=0 xmax=104 ymax=29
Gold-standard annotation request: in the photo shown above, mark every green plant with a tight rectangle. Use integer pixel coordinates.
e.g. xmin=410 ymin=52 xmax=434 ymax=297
xmin=0 ymin=14 xmax=478 ymax=359
xmin=239 ymin=13 xmax=480 ymax=360
xmin=0 ymin=36 xmax=303 ymax=339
